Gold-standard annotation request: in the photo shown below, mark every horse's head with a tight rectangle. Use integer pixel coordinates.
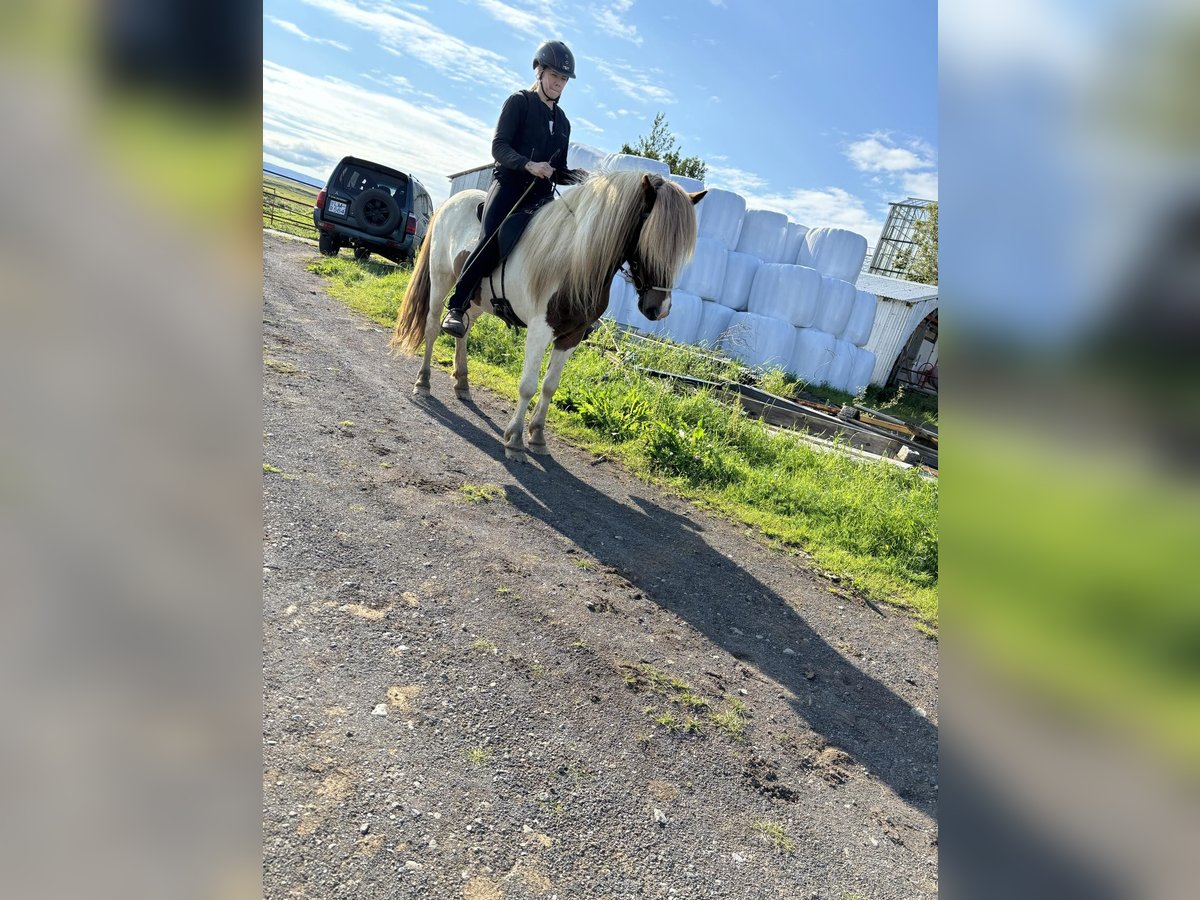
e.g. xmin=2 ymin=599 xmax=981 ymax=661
xmin=627 ymin=174 xmax=706 ymax=321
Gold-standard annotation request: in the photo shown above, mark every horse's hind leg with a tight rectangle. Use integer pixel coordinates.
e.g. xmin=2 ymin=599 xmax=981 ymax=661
xmin=452 ymin=320 xmax=472 ymax=401
xmin=414 ymin=294 xmax=444 ymax=395
xmin=503 ymin=321 xmax=553 ymax=463
xmin=527 ymin=345 xmax=576 ymax=454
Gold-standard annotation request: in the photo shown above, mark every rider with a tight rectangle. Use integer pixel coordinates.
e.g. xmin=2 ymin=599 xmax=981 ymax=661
xmin=441 ymin=40 xmax=588 ymax=337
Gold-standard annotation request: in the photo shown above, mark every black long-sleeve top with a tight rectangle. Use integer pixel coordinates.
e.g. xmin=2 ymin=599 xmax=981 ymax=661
xmin=491 ymin=90 xmax=584 ymax=198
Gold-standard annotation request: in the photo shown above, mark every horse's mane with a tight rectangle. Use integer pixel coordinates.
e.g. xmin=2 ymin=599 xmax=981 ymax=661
xmin=521 ymin=170 xmax=698 ymax=320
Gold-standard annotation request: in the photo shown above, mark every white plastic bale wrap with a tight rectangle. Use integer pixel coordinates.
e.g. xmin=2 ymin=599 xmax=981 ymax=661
xmin=720 ymin=312 xmax=797 ymax=371
xmin=783 ymin=221 xmax=808 ymax=265
xmin=789 ymin=326 xmax=837 ymax=386
xmin=658 ymin=290 xmax=703 ymax=345
xmin=609 ymin=277 xmax=641 ymax=327
xmin=670 ymin=174 xmax=706 ymax=230
xmin=840 ymin=290 xmax=878 ymax=347
xmin=696 ymin=187 xmax=746 ymax=250
xmin=746 ymin=263 xmax=821 ymax=327
xmin=814 ymin=275 xmax=856 ymax=335
xmin=716 ymin=250 xmax=760 ymax=311
xmin=847 ymin=346 xmax=876 ymax=395
xmin=824 ymin=339 xmax=855 ymax=392
xmin=677 ymin=237 xmax=728 ymax=300
xmin=734 ymin=208 xmax=790 ymax=263
xmin=601 ymin=274 xmax=629 ymax=322
xmin=695 ymin=300 xmax=736 ymax=348
xmin=669 ymin=173 xmax=705 ymax=192
xmin=567 ymin=141 xmax=607 ymax=173
xmin=801 ymin=226 xmax=868 ymax=282
xmin=600 ymin=152 xmax=671 ymax=177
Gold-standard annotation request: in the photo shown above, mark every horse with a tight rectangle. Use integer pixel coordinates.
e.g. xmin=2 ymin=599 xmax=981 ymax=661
xmin=390 ymin=170 xmax=705 ymax=463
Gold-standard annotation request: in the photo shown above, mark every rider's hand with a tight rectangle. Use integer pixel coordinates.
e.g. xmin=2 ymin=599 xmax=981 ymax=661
xmin=525 ymin=161 xmax=554 ymax=179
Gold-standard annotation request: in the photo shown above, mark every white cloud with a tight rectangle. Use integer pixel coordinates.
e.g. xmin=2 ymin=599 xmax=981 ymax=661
xmin=705 ymin=164 xmax=767 ymax=194
xmin=589 ymin=58 xmax=674 ymax=104
xmin=707 ymin=163 xmax=885 ymax=241
xmin=900 ymin=170 xmax=939 ymax=200
xmin=845 ymin=135 xmax=932 ymax=173
xmin=574 ymin=117 xmax=605 ymax=133
xmin=298 ymin=0 xmax=520 ymax=93
xmin=266 ymin=16 xmax=351 ymax=51
xmin=593 ymin=1 xmax=642 ymax=45
xmin=263 ymin=61 xmax=495 ymax=206
xmin=472 ymin=0 xmax=544 ymax=38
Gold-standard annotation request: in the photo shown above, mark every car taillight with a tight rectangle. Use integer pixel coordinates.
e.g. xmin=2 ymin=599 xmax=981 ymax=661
xmin=405 ymin=213 xmax=417 ymax=235
xmin=316 ymin=189 xmax=327 ymax=210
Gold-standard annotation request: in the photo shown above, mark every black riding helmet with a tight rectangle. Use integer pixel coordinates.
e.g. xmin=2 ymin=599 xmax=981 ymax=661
xmin=532 ymin=40 xmax=575 ymax=79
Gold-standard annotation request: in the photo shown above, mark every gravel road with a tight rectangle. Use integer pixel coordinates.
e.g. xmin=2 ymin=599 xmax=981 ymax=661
xmin=262 ymin=232 xmax=938 ymax=899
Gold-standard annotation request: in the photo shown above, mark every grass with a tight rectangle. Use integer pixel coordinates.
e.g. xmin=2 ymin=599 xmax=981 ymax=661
xmin=470 ymin=638 xmax=498 ymax=653
xmin=459 ymin=482 xmax=503 ymax=503
xmin=306 ymin=260 xmax=939 ymax=628
xmin=464 ymin=747 xmax=490 ymax=765
xmin=263 ymin=463 xmax=282 ymax=474
xmin=752 ymin=820 xmax=796 ymax=854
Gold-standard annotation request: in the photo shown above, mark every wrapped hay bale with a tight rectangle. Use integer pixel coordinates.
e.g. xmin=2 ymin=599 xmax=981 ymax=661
xmin=734 ymin=208 xmax=790 ymax=263
xmin=719 ymin=312 xmax=797 ymax=370
xmin=696 ymin=187 xmax=746 ymax=249
xmin=789 ymin=326 xmax=837 ymax=386
xmin=814 ymin=275 xmax=856 ymax=336
xmin=840 ymin=290 xmax=878 ymax=347
xmin=747 ymin=263 xmax=821 ymax=327
xmin=658 ymin=290 xmax=703 ymax=345
xmin=694 ymin=299 xmax=737 ymax=348
xmin=715 ymin=250 xmax=761 ymax=311
xmin=677 ymin=237 xmax=728 ymax=300
xmin=800 ymin=226 xmax=868 ymax=282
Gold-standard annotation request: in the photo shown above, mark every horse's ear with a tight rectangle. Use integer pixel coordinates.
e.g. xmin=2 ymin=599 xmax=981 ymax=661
xmin=641 ymin=174 xmax=657 ymax=205
xmin=689 ymin=190 xmax=707 ymax=206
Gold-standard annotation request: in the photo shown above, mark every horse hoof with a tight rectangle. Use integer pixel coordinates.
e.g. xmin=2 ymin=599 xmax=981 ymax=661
xmin=413 ymin=384 xmax=431 ymax=397
xmin=504 ymin=447 xmax=528 ymax=464
xmin=455 ymin=390 xmax=472 ymax=402
xmin=527 ymin=440 xmax=548 ymax=455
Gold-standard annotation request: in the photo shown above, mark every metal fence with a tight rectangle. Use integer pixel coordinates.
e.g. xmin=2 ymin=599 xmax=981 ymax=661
xmin=262 ymin=170 xmax=322 ymax=239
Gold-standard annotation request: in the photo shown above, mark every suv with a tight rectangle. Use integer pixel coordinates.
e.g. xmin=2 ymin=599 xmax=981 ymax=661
xmin=313 ymin=156 xmax=434 ymax=263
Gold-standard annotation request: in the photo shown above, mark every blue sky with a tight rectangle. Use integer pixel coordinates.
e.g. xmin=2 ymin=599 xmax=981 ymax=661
xmin=263 ymin=0 xmax=937 ymax=243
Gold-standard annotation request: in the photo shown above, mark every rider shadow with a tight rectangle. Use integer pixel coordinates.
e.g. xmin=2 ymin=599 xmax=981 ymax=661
xmin=415 ymin=396 xmax=937 ymax=816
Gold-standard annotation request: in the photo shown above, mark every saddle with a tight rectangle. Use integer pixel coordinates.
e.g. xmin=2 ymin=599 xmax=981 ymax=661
xmin=476 ymin=196 xmax=554 ymax=330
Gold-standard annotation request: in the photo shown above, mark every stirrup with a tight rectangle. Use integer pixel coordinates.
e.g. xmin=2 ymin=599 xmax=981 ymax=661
xmin=441 ymin=308 xmax=469 ymax=338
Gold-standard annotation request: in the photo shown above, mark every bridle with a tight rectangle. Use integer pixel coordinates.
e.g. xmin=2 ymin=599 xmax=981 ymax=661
xmin=617 ymin=184 xmax=672 ymax=301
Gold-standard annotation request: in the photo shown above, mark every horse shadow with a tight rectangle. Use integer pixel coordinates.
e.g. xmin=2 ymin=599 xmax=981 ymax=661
xmin=414 ymin=394 xmax=937 ymax=816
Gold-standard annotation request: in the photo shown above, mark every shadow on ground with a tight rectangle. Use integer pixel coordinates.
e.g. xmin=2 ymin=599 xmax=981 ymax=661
xmin=415 ymin=393 xmax=938 ymax=816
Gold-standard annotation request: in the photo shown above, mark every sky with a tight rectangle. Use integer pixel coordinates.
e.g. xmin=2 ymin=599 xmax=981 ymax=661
xmin=263 ymin=0 xmax=938 ymax=244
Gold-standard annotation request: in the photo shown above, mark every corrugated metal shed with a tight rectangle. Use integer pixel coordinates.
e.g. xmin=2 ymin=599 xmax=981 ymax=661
xmin=448 ymin=164 xmax=494 ymax=196
xmin=854 ymin=273 xmax=939 ymax=386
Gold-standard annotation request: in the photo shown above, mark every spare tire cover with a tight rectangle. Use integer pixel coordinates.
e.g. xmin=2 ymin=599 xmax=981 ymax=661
xmin=352 ymin=187 xmax=401 ymax=236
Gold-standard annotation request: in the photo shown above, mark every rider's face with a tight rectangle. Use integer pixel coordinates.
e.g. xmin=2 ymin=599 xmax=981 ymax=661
xmin=541 ymin=68 xmax=568 ymax=97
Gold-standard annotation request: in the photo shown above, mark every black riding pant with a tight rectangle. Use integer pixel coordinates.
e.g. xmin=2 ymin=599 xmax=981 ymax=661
xmin=445 ymin=175 xmax=548 ymax=312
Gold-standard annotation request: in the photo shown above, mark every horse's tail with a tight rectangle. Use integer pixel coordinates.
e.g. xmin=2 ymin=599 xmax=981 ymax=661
xmin=390 ymin=214 xmax=436 ymax=354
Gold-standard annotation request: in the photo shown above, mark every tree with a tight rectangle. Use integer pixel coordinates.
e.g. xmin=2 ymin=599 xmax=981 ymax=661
xmin=620 ymin=113 xmax=708 ymax=181
xmin=904 ymin=202 xmax=937 ymax=285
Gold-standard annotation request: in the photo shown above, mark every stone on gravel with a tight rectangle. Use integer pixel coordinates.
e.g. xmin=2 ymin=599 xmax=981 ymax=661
xmin=370 ymin=704 xmax=388 ymax=716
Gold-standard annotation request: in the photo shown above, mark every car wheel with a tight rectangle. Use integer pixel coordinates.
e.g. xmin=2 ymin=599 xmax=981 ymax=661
xmin=318 ymin=233 xmax=339 ymax=256
xmin=353 ymin=246 xmax=371 ymax=262
xmin=351 ymin=188 xmax=401 ymax=236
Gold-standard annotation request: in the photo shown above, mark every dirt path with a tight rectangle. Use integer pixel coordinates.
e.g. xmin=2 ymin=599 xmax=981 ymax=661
xmin=261 ymin=233 xmax=938 ymax=899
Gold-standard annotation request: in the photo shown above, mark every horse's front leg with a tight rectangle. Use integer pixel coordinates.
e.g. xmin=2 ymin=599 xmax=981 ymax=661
xmin=504 ymin=321 xmax=553 ymax=463
xmin=527 ymin=345 xmax=576 ymax=454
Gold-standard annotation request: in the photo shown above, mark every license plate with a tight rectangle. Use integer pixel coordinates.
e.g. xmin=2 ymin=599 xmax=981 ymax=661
xmin=328 ymin=199 xmax=348 ymax=216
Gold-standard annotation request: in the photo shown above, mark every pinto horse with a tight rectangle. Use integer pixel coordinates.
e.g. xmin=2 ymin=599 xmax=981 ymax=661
xmin=391 ymin=170 xmax=705 ymax=462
